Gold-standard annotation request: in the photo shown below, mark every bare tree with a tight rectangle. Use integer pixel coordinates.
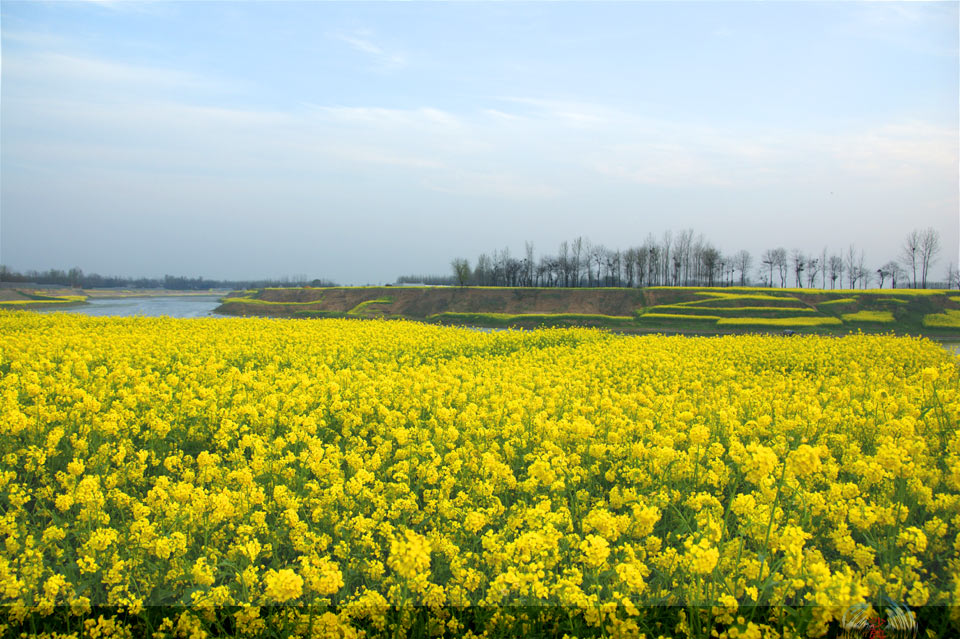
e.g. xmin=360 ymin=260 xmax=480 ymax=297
xmin=734 ymin=250 xmax=752 ymax=286
xmin=857 ymin=250 xmax=868 ymax=289
xmin=634 ymin=245 xmax=648 ymax=288
xmin=806 ymin=257 xmax=820 ymax=289
xmin=676 ymin=229 xmax=694 ymax=284
xmin=845 ymin=245 xmax=864 ymax=289
xmin=772 ymin=248 xmax=788 ymax=287
xmin=451 ymin=258 xmax=471 ymax=287
xmin=645 ymin=236 xmax=661 ymax=286
xmin=571 ymin=236 xmax=584 ymax=287
xmin=791 ymin=250 xmax=806 ymax=288
xmin=661 ymin=230 xmax=673 ymax=286
xmin=918 ymin=228 xmax=941 ymax=288
xmin=828 ymin=255 xmax=843 ymax=289
xmin=475 ymin=253 xmax=492 ymax=285
xmin=623 ymin=248 xmax=637 ymax=287
xmin=900 ymin=229 xmax=921 ymax=288
xmin=761 ymin=250 xmax=776 ymax=287
xmin=877 ymin=261 xmax=900 ymax=289
xmin=820 ymin=247 xmax=828 ymax=289
xmin=591 ymin=243 xmax=607 ymax=287
xmin=702 ymin=246 xmax=721 ymax=286
xmin=947 ymin=263 xmax=960 ymax=290
xmin=558 ymin=241 xmax=570 ymax=287
xmin=525 ymin=242 xmax=535 ymax=287
xmin=876 ymin=264 xmax=890 ymax=289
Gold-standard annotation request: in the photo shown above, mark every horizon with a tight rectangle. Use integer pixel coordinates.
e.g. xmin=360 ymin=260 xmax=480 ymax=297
xmin=1 ymin=1 xmax=958 ymax=284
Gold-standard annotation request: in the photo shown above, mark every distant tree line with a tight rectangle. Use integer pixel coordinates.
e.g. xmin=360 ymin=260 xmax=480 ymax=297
xmin=0 ymin=266 xmax=336 ymax=290
xmin=396 ymin=274 xmax=459 ymax=286
xmin=400 ymin=227 xmax=956 ymax=290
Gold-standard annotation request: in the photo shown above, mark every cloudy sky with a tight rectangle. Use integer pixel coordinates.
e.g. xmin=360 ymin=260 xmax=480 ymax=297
xmin=1 ymin=1 xmax=957 ymax=284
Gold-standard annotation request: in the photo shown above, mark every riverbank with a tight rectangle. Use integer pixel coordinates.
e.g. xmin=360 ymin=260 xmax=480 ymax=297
xmin=215 ymin=285 xmax=960 ymax=339
xmin=0 ymin=287 xmax=229 ymax=311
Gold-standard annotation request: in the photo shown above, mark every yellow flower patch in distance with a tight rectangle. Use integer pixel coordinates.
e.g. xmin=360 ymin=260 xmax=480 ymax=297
xmin=923 ymin=309 xmax=960 ymax=328
xmin=716 ymin=316 xmax=843 ymax=326
xmin=638 ymin=312 xmax=721 ymax=321
xmin=818 ymin=297 xmax=858 ymax=306
xmin=841 ymin=310 xmax=896 ymax=323
xmin=0 ymin=309 xmax=957 ymax=637
xmin=649 ymin=305 xmax=815 ymax=313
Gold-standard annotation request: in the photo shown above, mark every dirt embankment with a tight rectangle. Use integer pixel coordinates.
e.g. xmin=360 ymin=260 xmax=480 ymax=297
xmin=0 ymin=290 xmax=31 ymax=302
xmin=219 ymin=287 xmax=649 ymax=318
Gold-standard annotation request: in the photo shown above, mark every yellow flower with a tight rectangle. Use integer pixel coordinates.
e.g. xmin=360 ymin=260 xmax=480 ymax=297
xmin=688 ymin=424 xmax=710 ymax=446
xmin=389 ymin=530 xmax=431 ymax=580
xmin=263 ymin=568 xmax=303 ymax=603
xmin=579 ymin=534 xmax=610 ymax=568
xmin=685 ymin=539 xmax=719 ymax=575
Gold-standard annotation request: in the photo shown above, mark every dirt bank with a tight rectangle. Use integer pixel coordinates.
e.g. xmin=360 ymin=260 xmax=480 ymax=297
xmin=220 ymin=286 xmax=648 ymax=318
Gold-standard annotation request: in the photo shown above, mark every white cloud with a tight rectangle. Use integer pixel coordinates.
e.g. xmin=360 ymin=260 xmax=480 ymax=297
xmin=496 ymin=96 xmax=611 ymax=127
xmin=828 ymin=122 xmax=959 ymax=179
xmin=331 ymin=31 xmax=407 ymax=70
xmin=425 ymin=170 xmax=562 ymax=201
xmin=3 ymin=51 xmax=221 ymax=93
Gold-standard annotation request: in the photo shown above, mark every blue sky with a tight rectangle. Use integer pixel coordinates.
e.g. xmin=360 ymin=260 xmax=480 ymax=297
xmin=1 ymin=1 xmax=957 ymax=284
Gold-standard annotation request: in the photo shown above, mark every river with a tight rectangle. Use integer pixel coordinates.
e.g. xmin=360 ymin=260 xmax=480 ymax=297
xmin=36 ymin=300 xmax=960 ymax=354
xmin=48 ymin=295 xmax=226 ymax=318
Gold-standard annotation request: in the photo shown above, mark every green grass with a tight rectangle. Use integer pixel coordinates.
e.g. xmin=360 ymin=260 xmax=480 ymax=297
xmin=347 ymin=297 xmax=394 ymax=316
xmin=818 ymin=297 xmax=857 ymax=306
xmin=878 ymin=298 xmax=908 ymax=305
xmin=692 ymin=291 xmax=794 ymax=301
xmin=637 ymin=312 xmax=721 ymax=321
xmin=716 ymin=316 xmax=843 ymax=327
xmin=841 ymin=310 xmax=895 ymax=323
xmin=219 ymin=297 xmax=324 ymax=306
xmin=648 ymin=305 xmax=815 ymax=313
xmin=922 ymin=310 xmax=960 ymax=328
xmin=292 ymin=310 xmax=349 ymax=319
xmin=655 ymin=285 xmax=947 ymax=296
xmin=429 ymin=311 xmax=635 ymax=326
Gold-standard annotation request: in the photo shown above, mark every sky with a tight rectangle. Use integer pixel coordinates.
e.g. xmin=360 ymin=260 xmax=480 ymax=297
xmin=1 ymin=1 xmax=957 ymax=285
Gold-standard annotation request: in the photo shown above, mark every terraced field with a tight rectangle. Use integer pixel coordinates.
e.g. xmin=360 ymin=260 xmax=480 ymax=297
xmin=216 ymin=286 xmax=960 ymax=336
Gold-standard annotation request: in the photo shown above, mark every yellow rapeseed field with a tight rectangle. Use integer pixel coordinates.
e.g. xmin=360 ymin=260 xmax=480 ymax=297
xmin=1 ymin=311 xmax=958 ymax=639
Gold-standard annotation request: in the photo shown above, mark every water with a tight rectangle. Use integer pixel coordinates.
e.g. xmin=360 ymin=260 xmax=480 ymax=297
xmin=47 ymin=295 xmax=226 ymax=318
xmin=941 ymin=341 xmax=960 ymax=355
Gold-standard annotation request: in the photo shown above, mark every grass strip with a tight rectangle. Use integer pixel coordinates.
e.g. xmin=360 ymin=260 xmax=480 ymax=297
xmin=716 ymin=316 xmax=843 ymax=327
xmin=818 ymin=298 xmax=857 ymax=306
xmin=649 ymin=305 xmax=815 ymax=313
xmin=347 ymin=297 xmax=394 ymax=315
xmin=841 ymin=311 xmax=895 ymax=323
xmin=638 ymin=312 xmax=721 ymax=321
xmin=429 ymin=312 xmax=635 ymax=326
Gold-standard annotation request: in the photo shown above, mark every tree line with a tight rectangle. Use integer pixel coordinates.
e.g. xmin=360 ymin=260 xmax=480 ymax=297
xmin=0 ymin=266 xmax=337 ymax=290
xmin=399 ymin=227 xmax=955 ymax=289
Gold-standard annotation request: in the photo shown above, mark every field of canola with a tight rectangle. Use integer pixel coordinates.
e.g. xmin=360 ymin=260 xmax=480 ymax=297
xmin=1 ymin=310 xmax=959 ymax=639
